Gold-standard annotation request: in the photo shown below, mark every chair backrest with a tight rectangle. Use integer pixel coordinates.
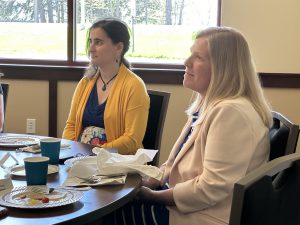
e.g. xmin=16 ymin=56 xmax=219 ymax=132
xmin=229 ymin=153 xmax=300 ymax=225
xmin=269 ymin=111 xmax=299 ymax=161
xmin=143 ymin=89 xmax=170 ymax=166
xmin=1 ymin=83 xmax=9 ymax=131
xmin=1 ymin=83 xmax=9 ymax=114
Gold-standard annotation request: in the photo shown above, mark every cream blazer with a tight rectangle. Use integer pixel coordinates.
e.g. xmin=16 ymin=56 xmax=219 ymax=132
xmin=162 ymin=97 xmax=270 ymax=225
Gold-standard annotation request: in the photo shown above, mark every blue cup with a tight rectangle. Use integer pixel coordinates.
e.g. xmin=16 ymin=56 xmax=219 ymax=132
xmin=24 ymin=156 xmax=49 ymax=186
xmin=40 ymin=138 xmax=61 ymax=165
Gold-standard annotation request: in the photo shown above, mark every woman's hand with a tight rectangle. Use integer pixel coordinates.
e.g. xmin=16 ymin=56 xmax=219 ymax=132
xmin=142 ymin=164 xmax=166 ymax=189
xmin=135 ymin=186 xmax=154 ymax=202
xmin=135 ymin=186 xmax=175 ymax=206
xmin=142 ymin=177 xmax=161 ymax=189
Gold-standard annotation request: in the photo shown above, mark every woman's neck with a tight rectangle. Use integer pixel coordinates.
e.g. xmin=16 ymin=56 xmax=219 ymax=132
xmin=98 ymin=64 xmax=120 ymax=81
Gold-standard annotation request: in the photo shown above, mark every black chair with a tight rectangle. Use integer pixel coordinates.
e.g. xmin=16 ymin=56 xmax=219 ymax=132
xmin=143 ymin=89 xmax=170 ymax=166
xmin=0 ymin=83 xmax=9 ymax=131
xmin=1 ymin=83 xmax=9 ymax=114
xmin=269 ymin=111 xmax=299 ymax=161
xmin=229 ymin=153 xmax=300 ymax=225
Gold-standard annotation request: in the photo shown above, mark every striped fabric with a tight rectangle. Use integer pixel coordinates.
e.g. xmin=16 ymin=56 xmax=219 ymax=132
xmin=104 ymin=185 xmax=170 ymax=225
xmin=101 ymin=202 xmax=168 ymax=225
xmin=109 ymin=202 xmax=169 ymax=225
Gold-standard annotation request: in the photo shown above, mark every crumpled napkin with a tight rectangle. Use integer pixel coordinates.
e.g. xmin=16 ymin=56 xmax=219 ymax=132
xmin=65 ymin=148 xmax=162 ymax=187
xmin=95 ymin=148 xmax=162 ymax=180
xmin=17 ymin=144 xmax=71 ymax=153
xmin=65 ymin=157 xmax=127 ymax=186
xmin=68 ymin=156 xmax=98 ymax=178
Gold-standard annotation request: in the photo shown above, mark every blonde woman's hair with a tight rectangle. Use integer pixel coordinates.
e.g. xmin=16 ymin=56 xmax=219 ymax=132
xmin=187 ymin=27 xmax=272 ymax=127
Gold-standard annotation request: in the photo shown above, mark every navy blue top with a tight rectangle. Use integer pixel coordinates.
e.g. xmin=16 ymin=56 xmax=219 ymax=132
xmin=0 ymin=84 xmax=3 ymax=95
xmin=177 ymin=111 xmax=199 ymax=153
xmin=82 ymin=83 xmax=106 ymax=128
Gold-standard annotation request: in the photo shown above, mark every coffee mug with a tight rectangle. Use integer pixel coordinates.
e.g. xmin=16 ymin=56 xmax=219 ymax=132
xmin=40 ymin=138 xmax=61 ymax=165
xmin=24 ymin=156 xmax=49 ymax=186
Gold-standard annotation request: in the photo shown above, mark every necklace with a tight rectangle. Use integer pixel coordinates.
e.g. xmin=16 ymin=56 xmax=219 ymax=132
xmin=99 ymin=73 xmax=118 ymax=91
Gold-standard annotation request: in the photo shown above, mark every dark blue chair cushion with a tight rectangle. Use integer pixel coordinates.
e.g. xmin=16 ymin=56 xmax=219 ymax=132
xmin=269 ymin=125 xmax=289 ymax=161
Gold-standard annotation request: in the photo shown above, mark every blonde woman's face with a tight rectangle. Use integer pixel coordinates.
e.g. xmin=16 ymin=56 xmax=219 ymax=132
xmin=183 ymin=37 xmax=211 ymax=96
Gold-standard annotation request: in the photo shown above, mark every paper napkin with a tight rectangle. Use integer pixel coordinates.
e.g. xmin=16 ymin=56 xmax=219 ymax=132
xmin=95 ymin=148 xmax=162 ymax=180
xmin=65 ymin=148 xmax=162 ymax=187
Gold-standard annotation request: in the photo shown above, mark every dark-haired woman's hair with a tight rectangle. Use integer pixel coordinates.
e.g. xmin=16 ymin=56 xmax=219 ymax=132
xmin=86 ymin=18 xmax=131 ymax=69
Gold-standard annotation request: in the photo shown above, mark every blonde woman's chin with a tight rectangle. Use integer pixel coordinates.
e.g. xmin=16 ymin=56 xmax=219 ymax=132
xmin=183 ymin=77 xmax=193 ymax=90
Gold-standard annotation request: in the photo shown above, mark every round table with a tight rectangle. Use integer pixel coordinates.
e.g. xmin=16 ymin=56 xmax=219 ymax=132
xmin=0 ymin=133 xmax=142 ymax=225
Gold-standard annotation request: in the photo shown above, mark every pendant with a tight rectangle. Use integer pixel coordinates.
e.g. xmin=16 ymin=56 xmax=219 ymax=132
xmin=102 ymin=84 xmax=107 ymax=91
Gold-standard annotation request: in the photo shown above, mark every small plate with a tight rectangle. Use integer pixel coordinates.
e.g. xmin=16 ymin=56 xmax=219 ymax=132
xmin=10 ymin=165 xmax=59 ymax=177
xmin=64 ymin=156 xmax=96 ymax=167
xmin=0 ymin=186 xmax=83 ymax=209
xmin=0 ymin=136 xmax=40 ymax=147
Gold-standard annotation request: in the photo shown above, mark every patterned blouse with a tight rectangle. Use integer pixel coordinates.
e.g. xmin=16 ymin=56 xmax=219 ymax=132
xmin=79 ymin=84 xmax=107 ymax=146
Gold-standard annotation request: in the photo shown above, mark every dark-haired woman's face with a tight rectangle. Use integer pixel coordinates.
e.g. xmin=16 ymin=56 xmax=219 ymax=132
xmin=88 ymin=27 xmax=123 ymax=68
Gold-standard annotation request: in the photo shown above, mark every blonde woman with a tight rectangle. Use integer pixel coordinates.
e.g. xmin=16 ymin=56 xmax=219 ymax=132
xmin=62 ymin=18 xmax=149 ymax=154
xmin=108 ymin=27 xmax=272 ymax=225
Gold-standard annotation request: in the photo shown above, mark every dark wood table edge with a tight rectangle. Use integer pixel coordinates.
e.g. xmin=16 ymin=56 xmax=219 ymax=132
xmin=55 ymin=174 xmax=142 ymax=225
xmin=0 ymin=133 xmax=143 ymax=225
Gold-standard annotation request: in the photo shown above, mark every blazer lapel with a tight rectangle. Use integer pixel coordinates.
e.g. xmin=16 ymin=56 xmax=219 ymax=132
xmin=173 ymin=124 xmax=200 ymax=166
xmin=161 ymin=117 xmax=200 ymax=185
xmin=161 ymin=118 xmax=192 ymax=184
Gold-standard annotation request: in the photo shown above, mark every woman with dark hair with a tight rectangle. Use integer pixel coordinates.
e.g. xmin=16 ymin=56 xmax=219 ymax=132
xmin=62 ymin=18 xmax=149 ymax=155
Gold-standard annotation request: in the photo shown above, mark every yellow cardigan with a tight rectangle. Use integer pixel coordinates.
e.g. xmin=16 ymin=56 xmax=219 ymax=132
xmin=62 ymin=64 xmax=150 ymax=154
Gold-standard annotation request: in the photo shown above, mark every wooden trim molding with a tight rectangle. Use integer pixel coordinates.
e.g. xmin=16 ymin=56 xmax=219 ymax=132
xmin=49 ymin=80 xmax=58 ymax=137
xmin=1 ymin=64 xmax=300 ymax=137
xmin=67 ymin=0 xmax=74 ymax=64
xmin=260 ymin=73 xmax=300 ymax=89
xmin=1 ymin=64 xmax=300 ymax=87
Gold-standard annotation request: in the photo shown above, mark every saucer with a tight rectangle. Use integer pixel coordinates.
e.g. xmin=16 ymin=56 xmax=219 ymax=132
xmin=10 ymin=165 xmax=59 ymax=177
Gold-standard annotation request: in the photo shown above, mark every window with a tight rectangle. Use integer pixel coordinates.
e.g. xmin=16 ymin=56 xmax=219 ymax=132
xmin=0 ymin=0 xmax=219 ymax=65
xmin=0 ymin=0 xmax=68 ymax=60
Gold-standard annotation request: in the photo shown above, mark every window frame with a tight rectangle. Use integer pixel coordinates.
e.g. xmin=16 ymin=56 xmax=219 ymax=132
xmin=0 ymin=0 xmax=222 ymax=70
